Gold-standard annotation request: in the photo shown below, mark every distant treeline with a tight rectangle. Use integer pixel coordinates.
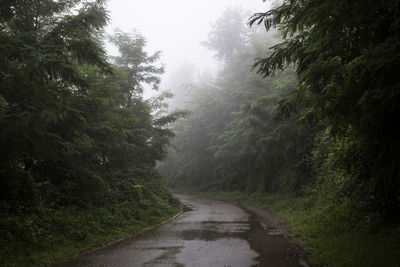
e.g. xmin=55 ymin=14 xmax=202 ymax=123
xmin=0 ymin=1 xmax=182 ymax=264
xmin=160 ymin=0 xmax=400 ymax=227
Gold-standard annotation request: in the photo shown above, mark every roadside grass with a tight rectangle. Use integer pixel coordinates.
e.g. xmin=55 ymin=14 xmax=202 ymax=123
xmin=0 ymin=193 xmax=180 ymax=267
xmin=196 ymin=191 xmax=400 ymax=267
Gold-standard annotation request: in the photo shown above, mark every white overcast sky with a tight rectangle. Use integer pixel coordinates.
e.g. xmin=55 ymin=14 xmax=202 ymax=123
xmin=105 ymin=0 xmax=271 ymax=90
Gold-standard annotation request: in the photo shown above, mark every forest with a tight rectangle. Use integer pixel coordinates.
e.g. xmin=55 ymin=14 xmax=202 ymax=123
xmin=1 ymin=0 xmax=400 ymax=266
xmin=159 ymin=1 xmax=400 ymax=266
xmin=0 ymin=0 xmax=184 ymax=265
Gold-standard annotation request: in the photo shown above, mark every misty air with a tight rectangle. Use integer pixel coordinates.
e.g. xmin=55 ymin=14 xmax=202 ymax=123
xmin=1 ymin=0 xmax=399 ymax=266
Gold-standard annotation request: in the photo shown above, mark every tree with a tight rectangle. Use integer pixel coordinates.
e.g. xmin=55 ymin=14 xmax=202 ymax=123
xmin=109 ymin=30 xmax=164 ymax=107
xmin=0 ymin=0 xmax=110 ymax=207
xmin=0 ymin=1 xmax=182 ymax=207
xmin=203 ymin=7 xmax=248 ymax=62
xmin=250 ymin=0 xmax=400 ymax=217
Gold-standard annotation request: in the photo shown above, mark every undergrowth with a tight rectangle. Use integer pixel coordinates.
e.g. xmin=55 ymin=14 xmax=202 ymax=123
xmin=0 ymin=192 xmax=180 ymax=266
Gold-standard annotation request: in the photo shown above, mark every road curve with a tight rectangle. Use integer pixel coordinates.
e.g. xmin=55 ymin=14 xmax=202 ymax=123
xmin=60 ymin=195 xmax=304 ymax=267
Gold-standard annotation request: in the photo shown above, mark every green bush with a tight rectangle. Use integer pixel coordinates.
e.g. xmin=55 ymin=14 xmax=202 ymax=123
xmin=0 ymin=191 xmax=180 ymax=266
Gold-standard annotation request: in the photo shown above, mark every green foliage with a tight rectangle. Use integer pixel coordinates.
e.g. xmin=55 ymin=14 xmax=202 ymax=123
xmin=0 ymin=190 xmax=180 ymax=266
xmin=0 ymin=1 xmax=183 ymax=264
xmin=250 ymin=0 xmax=400 ymax=218
xmin=109 ymin=30 xmax=164 ymax=101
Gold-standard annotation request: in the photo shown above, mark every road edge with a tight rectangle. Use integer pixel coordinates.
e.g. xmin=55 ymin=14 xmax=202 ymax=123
xmin=54 ymin=205 xmax=187 ymax=266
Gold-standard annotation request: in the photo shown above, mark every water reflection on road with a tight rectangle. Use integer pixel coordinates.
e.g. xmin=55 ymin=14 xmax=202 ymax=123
xmin=61 ymin=195 xmax=301 ymax=267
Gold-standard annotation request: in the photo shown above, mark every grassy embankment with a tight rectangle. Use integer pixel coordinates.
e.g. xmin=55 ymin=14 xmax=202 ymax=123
xmin=197 ymin=191 xmax=400 ymax=267
xmin=0 ymin=192 xmax=180 ymax=266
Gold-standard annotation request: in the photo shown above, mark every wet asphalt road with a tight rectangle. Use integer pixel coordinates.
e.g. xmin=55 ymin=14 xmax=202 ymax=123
xmin=61 ymin=195 xmax=302 ymax=267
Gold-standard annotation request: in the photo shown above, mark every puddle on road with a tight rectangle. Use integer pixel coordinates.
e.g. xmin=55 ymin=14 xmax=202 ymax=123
xmin=143 ymin=246 xmax=184 ymax=266
xmin=176 ymin=203 xmax=302 ymax=266
xmin=248 ymin=215 xmax=303 ymax=267
xmin=58 ymin=196 xmax=304 ymax=267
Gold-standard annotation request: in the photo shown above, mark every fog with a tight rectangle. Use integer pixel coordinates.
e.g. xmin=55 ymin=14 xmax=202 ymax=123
xmin=105 ymin=0 xmax=271 ymax=96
